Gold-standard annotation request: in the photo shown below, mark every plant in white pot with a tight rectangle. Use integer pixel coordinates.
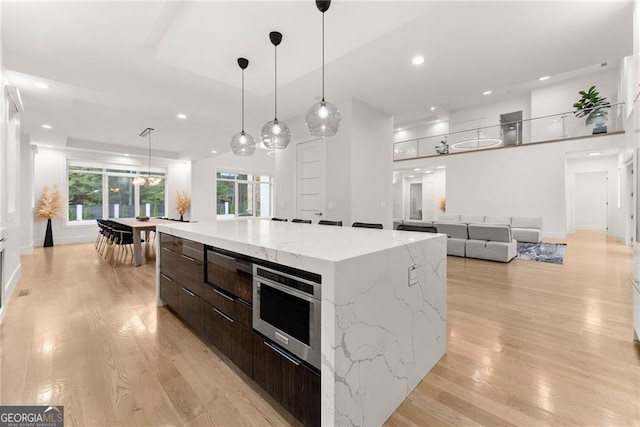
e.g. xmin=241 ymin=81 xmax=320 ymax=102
xmin=573 ymin=85 xmax=611 ymax=135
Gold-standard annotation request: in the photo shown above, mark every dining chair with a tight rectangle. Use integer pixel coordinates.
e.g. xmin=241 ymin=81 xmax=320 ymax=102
xmin=396 ymin=224 xmax=437 ymax=233
xmin=292 ymin=219 xmax=312 ymax=224
xmin=271 ymin=217 xmax=288 ymax=222
xmin=352 ymin=222 xmax=383 ymax=229
xmin=318 ymin=220 xmax=343 ymax=226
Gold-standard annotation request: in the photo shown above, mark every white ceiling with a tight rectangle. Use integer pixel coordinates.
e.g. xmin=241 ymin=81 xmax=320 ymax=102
xmin=2 ymin=1 xmax=633 ymax=161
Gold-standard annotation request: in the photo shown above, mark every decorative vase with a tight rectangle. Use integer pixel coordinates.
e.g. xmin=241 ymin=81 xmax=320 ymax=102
xmin=180 ymin=214 xmax=184 ymax=222
xmin=44 ymin=218 xmax=53 ymax=247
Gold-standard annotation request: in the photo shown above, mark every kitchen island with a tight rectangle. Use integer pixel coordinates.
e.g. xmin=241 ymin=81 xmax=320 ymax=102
xmin=155 ymin=219 xmax=447 ymax=426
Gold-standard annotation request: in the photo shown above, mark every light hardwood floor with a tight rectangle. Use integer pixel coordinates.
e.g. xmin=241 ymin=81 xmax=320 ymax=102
xmin=1 ymin=230 xmax=639 ymax=426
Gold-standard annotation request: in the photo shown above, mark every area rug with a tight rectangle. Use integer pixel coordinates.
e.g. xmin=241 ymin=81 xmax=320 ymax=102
xmin=517 ymin=242 xmax=567 ymax=264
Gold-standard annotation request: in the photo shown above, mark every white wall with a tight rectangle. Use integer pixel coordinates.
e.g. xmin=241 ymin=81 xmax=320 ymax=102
xmin=394 ymin=133 xmax=626 ymax=238
xmin=566 ymin=155 xmax=623 ymax=239
xmin=166 ymin=161 xmax=192 ymax=220
xmin=20 ymin=134 xmax=33 ymax=254
xmin=350 ymin=98 xmax=393 ymax=226
xmin=274 ymin=97 xmax=393 ymax=228
xmin=393 ymin=121 xmax=450 ymax=143
xmin=530 ymin=68 xmax=619 ymax=141
xmin=191 ymin=149 xmax=275 ymax=222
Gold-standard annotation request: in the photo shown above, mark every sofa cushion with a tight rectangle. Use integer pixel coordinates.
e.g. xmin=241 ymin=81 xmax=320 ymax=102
xmin=511 ymin=216 xmax=542 ymax=230
xmin=438 ymin=214 xmax=460 ymax=222
xmin=468 ymin=224 xmax=512 ymax=243
xmin=512 ymin=228 xmax=542 ymax=243
xmin=465 ymin=239 xmax=517 ymax=262
xmin=484 ymin=216 xmax=511 ymax=225
xmin=460 ymin=215 xmax=484 ymax=224
xmin=434 ymin=222 xmax=468 ymax=239
xmin=447 ymin=238 xmax=466 ymax=257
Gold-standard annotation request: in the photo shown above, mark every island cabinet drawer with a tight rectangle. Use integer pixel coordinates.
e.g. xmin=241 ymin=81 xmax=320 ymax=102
xmin=204 ymin=285 xmax=235 ymax=318
xmin=159 ymin=274 xmax=179 ymax=310
xmin=235 ymin=299 xmax=252 ymax=329
xmin=177 ymin=286 xmax=203 ymax=336
xmin=206 ymin=250 xmax=237 ymax=295
xmin=253 ymin=334 xmax=320 ymax=427
xmin=182 ymin=240 xmax=204 ymax=262
xmin=202 ymin=301 xmax=253 ymax=377
xmin=160 ymin=247 xmax=181 ymax=280
xmin=179 ymin=254 xmax=204 ymax=296
xmin=160 ymin=233 xmax=182 ymax=251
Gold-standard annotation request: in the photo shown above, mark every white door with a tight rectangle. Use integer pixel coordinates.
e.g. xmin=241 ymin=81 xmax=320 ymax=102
xmin=296 ymin=139 xmax=325 ymax=223
xmin=574 ymin=171 xmax=608 ymax=231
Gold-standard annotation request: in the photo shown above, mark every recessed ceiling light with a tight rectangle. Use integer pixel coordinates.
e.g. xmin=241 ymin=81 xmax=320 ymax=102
xmin=123 ymin=153 xmax=130 ymax=157
xmin=412 ymin=56 xmax=424 ymax=65
xmin=413 ymin=168 xmax=421 ymax=171
xmin=509 ymin=126 xmax=514 ymax=130
xmin=211 ymin=150 xmax=218 ymax=154
xmin=425 ymin=170 xmax=433 ymax=174
xmin=539 ymin=76 xmax=550 ymax=81
xmin=588 ymin=152 xmax=602 ymax=156
xmin=436 ymin=165 xmax=445 ymax=169
xmin=408 ymin=175 xmax=415 ymax=178
xmin=430 ymin=106 xmax=435 ymax=111
xmin=41 ymin=124 xmax=53 ymax=129
xmin=177 ymin=113 xmax=187 ymax=119
xmin=34 ymin=82 xmax=50 ymax=89
xmin=482 ymin=90 xmax=492 ymax=95
xmin=42 ymin=144 xmax=52 ymax=148
xmin=436 ymin=119 xmax=440 ymax=123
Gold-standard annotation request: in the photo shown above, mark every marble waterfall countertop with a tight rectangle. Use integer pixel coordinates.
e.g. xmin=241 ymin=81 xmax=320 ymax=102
xmin=155 ymin=219 xmax=447 ymax=426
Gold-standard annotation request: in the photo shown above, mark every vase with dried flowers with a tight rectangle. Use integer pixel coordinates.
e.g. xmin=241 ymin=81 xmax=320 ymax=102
xmin=176 ymin=192 xmax=190 ymax=221
xmin=439 ymin=197 xmax=446 ymax=213
xmin=35 ymin=185 xmax=64 ymax=247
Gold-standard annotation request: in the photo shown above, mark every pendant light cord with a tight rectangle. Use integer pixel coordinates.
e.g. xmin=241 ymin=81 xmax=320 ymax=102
xmin=241 ymin=69 xmax=245 ymax=132
xmin=322 ymin=12 xmax=325 ymax=102
xmin=274 ymin=44 xmax=278 ymax=120
xmin=148 ymin=132 xmax=152 ymax=177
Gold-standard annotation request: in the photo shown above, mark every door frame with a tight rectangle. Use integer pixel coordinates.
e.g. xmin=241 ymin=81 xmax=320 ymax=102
xmin=294 ymin=138 xmax=325 ymax=222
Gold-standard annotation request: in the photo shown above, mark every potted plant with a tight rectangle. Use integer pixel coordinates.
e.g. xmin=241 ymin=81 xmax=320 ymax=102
xmin=35 ymin=186 xmax=63 ymax=247
xmin=573 ymin=85 xmax=611 ymax=134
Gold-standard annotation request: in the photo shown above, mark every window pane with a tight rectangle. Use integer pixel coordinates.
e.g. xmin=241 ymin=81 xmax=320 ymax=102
xmin=256 ymin=175 xmax=270 ymax=183
xmin=256 ymin=182 xmax=271 ymax=218
xmin=140 ymin=178 xmax=165 ymax=217
xmin=237 ymin=174 xmax=253 ymax=181
xmin=217 ymin=172 xmax=236 ymax=180
xmin=238 ymin=183 xmax=254 ymax=216
xmin=68 ymin=172 xmax=103 ymax=221
xmin=108 ymin=176 xmax=134 ymax=218
xmin=217 ymin=181 xmax=235 ymax=217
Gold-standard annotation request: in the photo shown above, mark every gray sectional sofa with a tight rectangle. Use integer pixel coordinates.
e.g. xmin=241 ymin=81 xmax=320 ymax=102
xmin=394 ymin=214 xmax=542 ymax=263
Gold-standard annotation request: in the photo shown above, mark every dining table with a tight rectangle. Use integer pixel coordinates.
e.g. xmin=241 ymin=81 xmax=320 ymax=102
xmin=108 ymin=217 xmax=168 ymax=267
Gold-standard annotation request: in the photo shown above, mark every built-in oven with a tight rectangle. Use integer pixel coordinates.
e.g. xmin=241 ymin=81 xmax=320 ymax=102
xmin=253 ymin=265 xmax=321 ymax=370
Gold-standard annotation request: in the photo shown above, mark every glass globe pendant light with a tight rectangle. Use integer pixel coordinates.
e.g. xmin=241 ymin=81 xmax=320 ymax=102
xmin=306 ymin=0 xmax=341 ymax=137
xmin=261 ymin=31 xmax=291 ymax=150
xmin=230 ymin=57 xmax=257 ymax=157
xmin=133 ymin=127 xmax=162 ymax=186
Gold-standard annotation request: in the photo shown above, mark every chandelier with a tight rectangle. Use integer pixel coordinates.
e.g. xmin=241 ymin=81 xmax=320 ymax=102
xmin=133 ymin=127 xmax=162 ymax=186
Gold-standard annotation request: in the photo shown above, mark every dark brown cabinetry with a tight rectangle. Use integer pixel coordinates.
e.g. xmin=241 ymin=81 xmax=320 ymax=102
xmin=160 ymin=235 xmax=205 ymax=336
xmin=204 ymin=248 xmax=254 ymax=378
xmin=160 ymin=235 xmax=320 ymax=426
xmin=253 ymin=334 xmax=320 ymax=427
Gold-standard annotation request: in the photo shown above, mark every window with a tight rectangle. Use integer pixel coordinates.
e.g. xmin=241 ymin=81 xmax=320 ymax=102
xmin=67 ymin=161 xmax=166 ymax=223
xmin=216 ymin=171 xmax=271 ymax=220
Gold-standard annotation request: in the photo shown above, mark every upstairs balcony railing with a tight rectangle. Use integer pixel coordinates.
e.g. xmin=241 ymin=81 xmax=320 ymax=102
xmin=393 ymin=102 xmax=626 ymax=161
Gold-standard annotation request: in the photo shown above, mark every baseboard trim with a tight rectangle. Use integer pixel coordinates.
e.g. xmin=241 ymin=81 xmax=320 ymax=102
xmin=35 ymin=235 xmax=96 ymax=246
xmin=20 ymin=243 xmax=34 ymax=255
xmin=543 ymin=232 xmax=567 ymax=239
xmin=1 ymin=263 xmax=22 ymax=324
